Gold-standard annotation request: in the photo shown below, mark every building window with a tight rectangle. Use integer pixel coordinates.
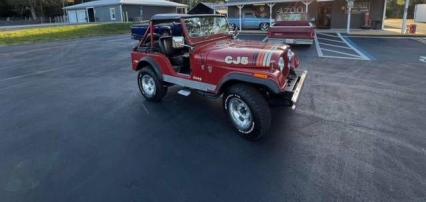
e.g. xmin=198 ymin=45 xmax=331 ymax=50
xmin=110 ymin=8 xmax=116 ymax=20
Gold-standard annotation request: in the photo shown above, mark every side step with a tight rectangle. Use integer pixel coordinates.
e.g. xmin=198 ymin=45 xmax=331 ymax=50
xmin=177 ymin=89 xmax=191 ymax=96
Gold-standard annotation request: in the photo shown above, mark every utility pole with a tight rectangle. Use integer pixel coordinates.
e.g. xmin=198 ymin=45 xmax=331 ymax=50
xmin=401 ymin=0 xmax=410 ymax=34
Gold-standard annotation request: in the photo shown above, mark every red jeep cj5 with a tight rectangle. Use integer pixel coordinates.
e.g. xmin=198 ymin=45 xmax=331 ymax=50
xmin=131 ymin=14 xmax=307 ymax=140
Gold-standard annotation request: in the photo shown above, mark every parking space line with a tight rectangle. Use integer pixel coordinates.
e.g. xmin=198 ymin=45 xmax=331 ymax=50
xmin=317 ymin=37 xmax=346 ymax=43
xmin=316 ymin=33 xmax=340 ymax=38
xmin=321 ymin=48 xmax=362 ymax=58
xmin=314 ymin=35 xmax=324 ymax=57
xmin=320 ymin=55 xmax=365 ymax=60
xmin=337 ymin=33 xmax=370 ymax=60
xmin=315 ymin=32 xmax=370 ymax=61
xmin=320 ymin=42 xmax=353 ymax=49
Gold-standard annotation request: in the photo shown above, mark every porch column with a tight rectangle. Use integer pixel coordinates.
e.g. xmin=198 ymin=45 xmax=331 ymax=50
xmin=301 ymin=0 xmax=313 ymax=20
xmin=382 ymin=0 xmax=387 ymax=30
xmin=120 ymin=4 xmax=124 ymax=22
xmin=267 ymin=3 xmax=275 ymax=25
xmin=237 ymin=5 xmax=244 ymax=31
xmin=346 ymin=0 xmax=354 ymax=33
xmin=401 ymin=0 xmax=410 ymax=34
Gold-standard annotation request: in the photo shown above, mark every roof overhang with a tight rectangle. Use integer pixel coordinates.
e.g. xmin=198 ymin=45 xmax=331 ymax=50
xmin=226 ymin=0 xmax=334 ymax=6
xmin=151 ymin=13 xmax=225 ymax=20
xmin=64 ymin=0 xmax=187 ymax=10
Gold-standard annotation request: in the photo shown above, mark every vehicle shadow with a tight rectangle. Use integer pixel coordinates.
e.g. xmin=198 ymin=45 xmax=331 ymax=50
xmin=139 ymin=86 xmax=297 ymax=149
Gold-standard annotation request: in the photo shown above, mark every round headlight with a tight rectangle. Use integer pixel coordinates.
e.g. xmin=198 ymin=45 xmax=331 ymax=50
xmin=278 ymin=57 xmax=285 ymax=71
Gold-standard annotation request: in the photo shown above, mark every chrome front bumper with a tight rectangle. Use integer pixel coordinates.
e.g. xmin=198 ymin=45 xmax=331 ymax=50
xmin=269 ymin=70 xmax=308 ymax=108
xmin=285 ymin=70 xmax=308 ymax=105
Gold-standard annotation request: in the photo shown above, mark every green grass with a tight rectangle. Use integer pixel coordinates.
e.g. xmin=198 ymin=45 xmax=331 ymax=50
xmin=0 ymin=23 xmax=133 ymax=46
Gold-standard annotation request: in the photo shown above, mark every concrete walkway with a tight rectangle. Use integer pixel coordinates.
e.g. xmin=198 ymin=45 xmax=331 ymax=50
xmin=384 ymin=18 xmax=426 ymax=34
xmin=241 ymin=19 xmax=426 ymax=37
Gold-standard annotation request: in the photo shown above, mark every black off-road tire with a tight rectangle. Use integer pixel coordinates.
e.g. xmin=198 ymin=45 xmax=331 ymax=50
xmin=137 ymin=67 xmax=167 ymax=102
xmin=223 ymin=84 xmax=271 ymax=141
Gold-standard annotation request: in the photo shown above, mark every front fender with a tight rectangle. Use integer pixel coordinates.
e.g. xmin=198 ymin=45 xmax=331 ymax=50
xmin=217 ymin=73 xmax=280 ymax=94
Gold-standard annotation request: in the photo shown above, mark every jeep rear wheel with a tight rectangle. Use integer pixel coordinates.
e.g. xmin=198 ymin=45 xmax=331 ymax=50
xmin=224 ymin=84 xmax=271 ymax=141
xmin=138 ymin=68 xmax=167 ymax=102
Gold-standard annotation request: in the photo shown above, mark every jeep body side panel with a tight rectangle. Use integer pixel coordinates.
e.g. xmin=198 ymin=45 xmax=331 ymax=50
xmin=132 ymin=53 xmax=174 ymax=75
xmin=131 ymin=52 xmax=211 ymax=91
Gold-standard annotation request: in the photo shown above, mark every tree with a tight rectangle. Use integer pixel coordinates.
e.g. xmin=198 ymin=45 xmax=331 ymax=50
xmin=387 ymin=0 xmax=426 ymax=18
xmin=0 ymin=0 xmax=15 ymax=17
xmin=5 ymin=0 xmax=64 ymax=20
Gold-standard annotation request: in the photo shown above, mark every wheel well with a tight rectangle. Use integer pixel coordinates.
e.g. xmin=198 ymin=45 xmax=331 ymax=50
xmin=136 ymin=60 xmax=163 ymax=80
xmin=219 ymin=80 xmax=272 ymax=96
xmin=136 ymin=61 xmax=151 ymax=71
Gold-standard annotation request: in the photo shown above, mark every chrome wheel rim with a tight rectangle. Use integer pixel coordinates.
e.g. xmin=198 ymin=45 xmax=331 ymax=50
xmin=141 ymin=74 xmax=156 ymax=97
xmin=261 ymin=23 xmax=269 ymax=31
xmin=228 ymin=97 xmax=253 ymax=131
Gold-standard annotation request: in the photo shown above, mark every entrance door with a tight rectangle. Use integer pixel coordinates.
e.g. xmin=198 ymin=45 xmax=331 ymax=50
xmin=317 ymin=3 xmax=332 ymax=29
xmin=87 ymin=8 xmax=95 ymax=22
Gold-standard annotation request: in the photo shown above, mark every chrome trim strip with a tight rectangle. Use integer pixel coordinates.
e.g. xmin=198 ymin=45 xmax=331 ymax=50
xmin=163 ymin=75 xmax=216 ymax=92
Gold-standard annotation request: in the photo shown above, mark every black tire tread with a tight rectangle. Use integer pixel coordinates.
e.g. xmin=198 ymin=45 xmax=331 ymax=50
xmin=138 ymin=67 xmax=167 ymax=102
xmin=224 ymin=84 xmax=271 ymax=140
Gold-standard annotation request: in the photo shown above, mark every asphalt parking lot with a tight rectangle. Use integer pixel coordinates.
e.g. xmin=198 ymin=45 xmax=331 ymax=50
xmin=1 ymin=34 xmax=425 ymax=202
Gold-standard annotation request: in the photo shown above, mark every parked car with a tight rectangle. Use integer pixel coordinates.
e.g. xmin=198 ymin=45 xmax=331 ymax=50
xmin=267 ymin=13 xmax=315 ymax=46
xmin=131 ymin=22 xmax=183 ymax=40
xmin=131 ymin=14 xmax=307 ymax=140
xmin=228 ymin=12 xmax=272 ymax=31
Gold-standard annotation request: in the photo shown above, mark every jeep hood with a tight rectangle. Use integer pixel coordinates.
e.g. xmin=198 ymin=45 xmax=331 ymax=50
xmin=199 ymin=39 xmax=289 ymax=68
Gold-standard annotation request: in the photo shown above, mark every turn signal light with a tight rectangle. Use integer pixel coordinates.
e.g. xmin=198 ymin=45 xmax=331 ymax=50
xmin=254 ymin=73 xmax=268 ymax=79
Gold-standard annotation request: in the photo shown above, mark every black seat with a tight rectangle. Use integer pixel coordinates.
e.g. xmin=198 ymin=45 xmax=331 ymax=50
xmin=159 ymin=36 xmax=184 ymax=68
xmin=158 ymin=36 xmax=174 ymax=56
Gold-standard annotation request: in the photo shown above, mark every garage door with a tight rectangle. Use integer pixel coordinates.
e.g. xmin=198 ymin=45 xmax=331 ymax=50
xmin=68 ymin=10 xmax=77 ymax=24
xmin=76 ymin=10 xmax=87 ymax=23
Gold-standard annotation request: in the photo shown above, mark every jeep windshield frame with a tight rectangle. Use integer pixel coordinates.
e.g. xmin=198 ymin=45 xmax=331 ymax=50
xmin=181 ymin=15 xmax=231 ymax=45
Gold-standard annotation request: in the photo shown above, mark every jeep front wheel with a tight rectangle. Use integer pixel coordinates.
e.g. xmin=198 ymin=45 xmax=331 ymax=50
xmin=223 ymin=84 xmax=271 ymax=140
xmin=138 ymin=68 xmax=167 ymax=102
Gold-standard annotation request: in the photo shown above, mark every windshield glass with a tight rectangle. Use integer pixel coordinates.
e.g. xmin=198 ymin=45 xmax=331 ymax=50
xmin=184 ymin=16 xmax=229 ymax=38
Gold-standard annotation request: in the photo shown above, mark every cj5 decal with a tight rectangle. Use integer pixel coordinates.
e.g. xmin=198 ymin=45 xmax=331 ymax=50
xmin=225 ymin=56 xmax=249 ymax=65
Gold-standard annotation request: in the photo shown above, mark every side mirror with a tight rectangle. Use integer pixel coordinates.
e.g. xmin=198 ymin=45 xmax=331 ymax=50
xmin=172 ymin=36 xmax=185 ymax=49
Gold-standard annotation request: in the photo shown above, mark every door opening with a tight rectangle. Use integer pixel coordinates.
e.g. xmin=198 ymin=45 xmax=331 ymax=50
xmin=317 ymin=3 xmax=332 ymax=29
xmin=87 ymin=8 xmax=95 ymax=22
